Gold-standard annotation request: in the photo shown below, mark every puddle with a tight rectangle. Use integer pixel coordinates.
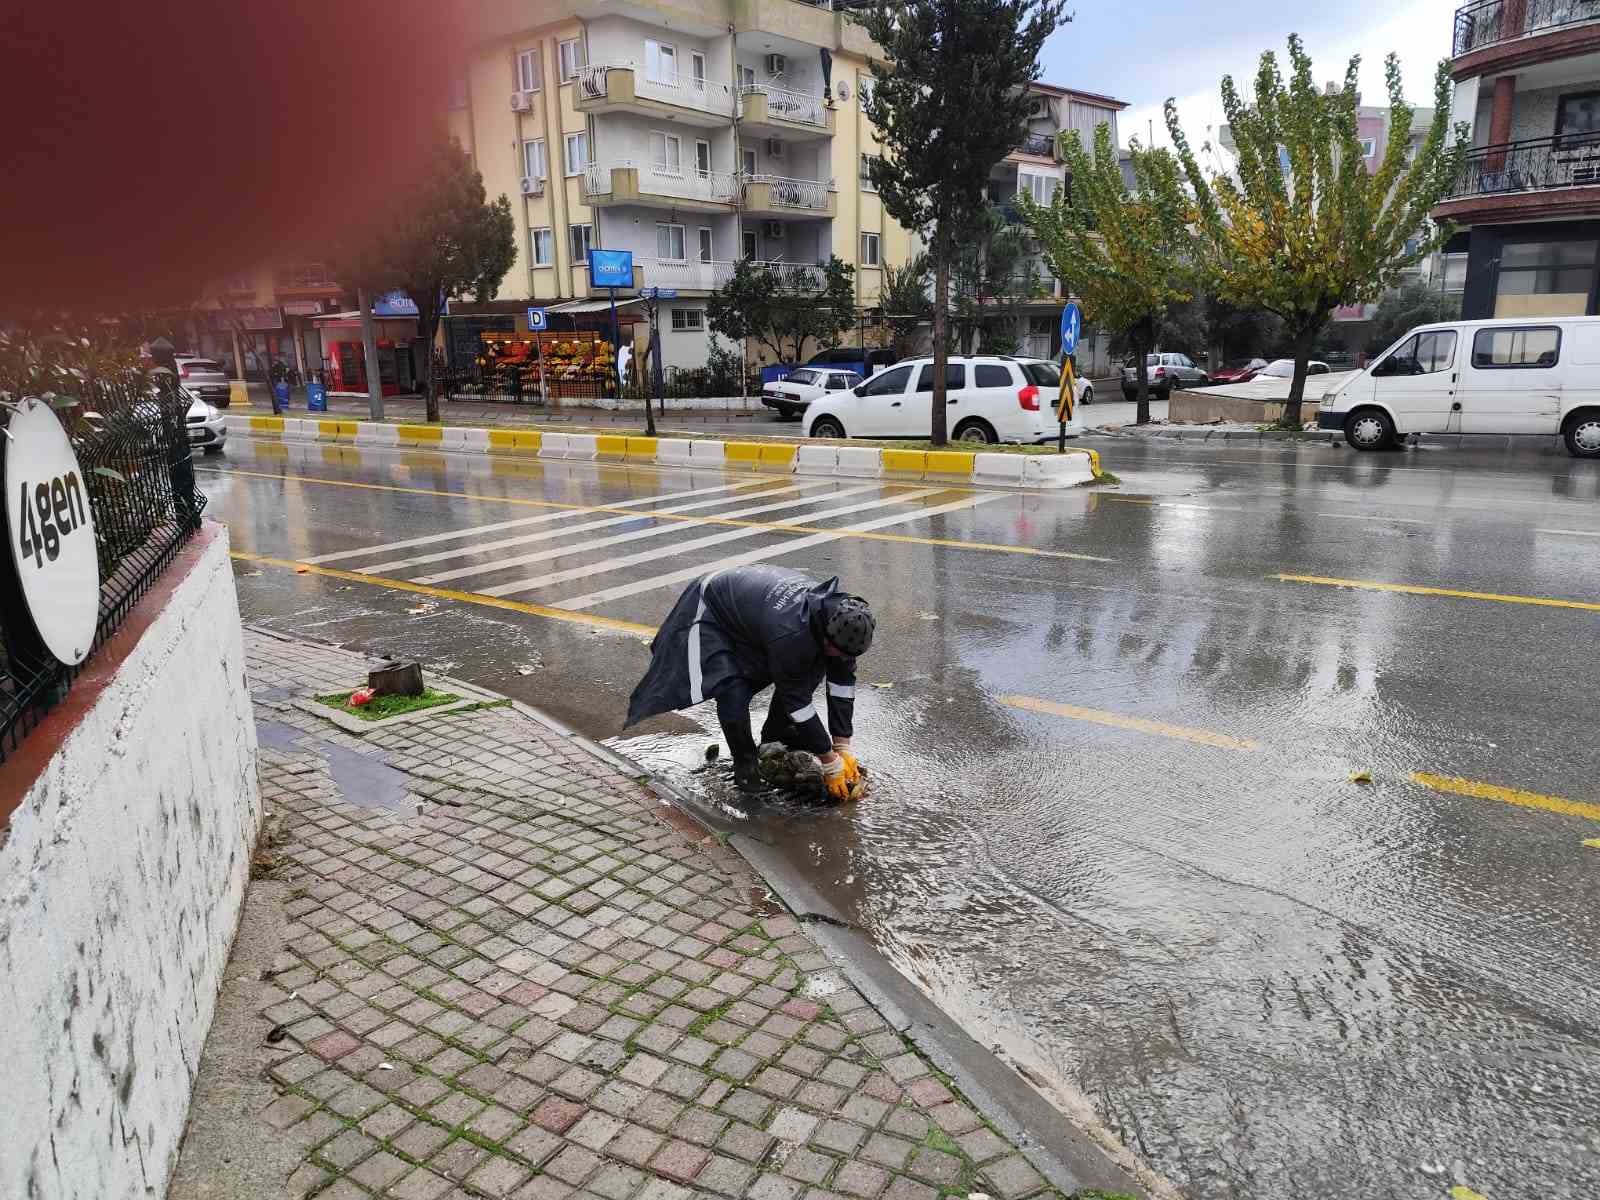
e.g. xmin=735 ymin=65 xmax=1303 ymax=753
xmin=254 ymin=717 xmax=411 ymax=812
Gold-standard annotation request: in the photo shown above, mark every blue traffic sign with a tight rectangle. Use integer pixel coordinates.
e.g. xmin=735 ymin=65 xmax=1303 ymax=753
xmin=641 ymin=287 xmax=679 ymax=300
xmin=1059 ymin=302 xmax=1081 ymax=357
xmin=526 ymin=307 xmax=548 ymax=332
xmin=588 ymin=249 xmax=635 ymax=289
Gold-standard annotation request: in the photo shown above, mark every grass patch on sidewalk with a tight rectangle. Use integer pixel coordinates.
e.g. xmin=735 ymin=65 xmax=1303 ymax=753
xmin=313 ymin=688 xmax=462 ymax=721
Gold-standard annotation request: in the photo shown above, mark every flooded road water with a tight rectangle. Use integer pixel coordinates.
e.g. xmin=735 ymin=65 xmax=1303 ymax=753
xmin=205 ymin=434 xmax=1600 ymax=1199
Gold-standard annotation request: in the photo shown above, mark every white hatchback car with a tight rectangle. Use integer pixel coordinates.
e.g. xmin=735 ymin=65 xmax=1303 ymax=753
xmin=761 ymin=367 xmax=864 ymax=420
xmin=802 ymin=356 xmax=1074 ymax=443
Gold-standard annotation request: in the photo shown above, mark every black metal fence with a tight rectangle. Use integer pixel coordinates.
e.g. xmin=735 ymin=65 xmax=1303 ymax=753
xmin=1453 ymin=0 xmax=1600 ymax=56
xmin=0 ymin=378 xmax=206 ymax=762
xmin=1445 ymin=134 xmax=1600 ymax=199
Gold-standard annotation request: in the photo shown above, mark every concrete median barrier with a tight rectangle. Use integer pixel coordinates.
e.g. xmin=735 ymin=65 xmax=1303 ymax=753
xmin=223 ymin=415 xmax=1108 ymax=491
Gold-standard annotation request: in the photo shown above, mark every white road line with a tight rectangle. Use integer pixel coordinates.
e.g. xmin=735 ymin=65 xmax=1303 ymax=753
xmin=468 ymin=487 xmax=937 ymax=595
xmin=301 ymin=478 xmax=773 ymax=564
xmin=1536 ymin=527 xmax=1600 ymax=537
xmin=414 ymin=482 xmax=893 ymax=586
xmin=1313 ymin=511 xmax=1430 ymax=526
xmin=365 ymin=480 xmax=837 ymax=574
xmin=556 ymin=493 xmax=1005 ymax=610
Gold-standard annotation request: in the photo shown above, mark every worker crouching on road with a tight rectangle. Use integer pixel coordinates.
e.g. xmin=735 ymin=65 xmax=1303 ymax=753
xmin=625 ymin=565 xmax=874 ymax=801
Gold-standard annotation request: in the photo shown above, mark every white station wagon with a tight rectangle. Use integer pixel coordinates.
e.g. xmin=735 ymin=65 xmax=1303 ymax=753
xmin=802 ymin=356 xmax=1073 ymax=443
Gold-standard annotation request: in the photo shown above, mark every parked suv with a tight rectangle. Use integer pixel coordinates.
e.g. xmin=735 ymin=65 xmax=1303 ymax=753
xmin=175 ymin=355 xmax=233 ymax=407
xmin=805 ymin=346 xmax=899 ymax=378
xmin=802 ymin=356 xmax=1064 ymax=443
xmin=1120 ymin=352 xmax=1208 ymax=400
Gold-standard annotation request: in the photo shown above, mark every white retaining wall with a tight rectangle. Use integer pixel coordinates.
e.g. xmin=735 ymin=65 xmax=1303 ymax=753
xmin=0 ymin=525 xmax=260 ymax=1200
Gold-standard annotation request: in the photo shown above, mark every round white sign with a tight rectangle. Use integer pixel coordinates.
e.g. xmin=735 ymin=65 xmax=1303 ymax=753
xmin=4 ymin=400 xmax=100 ymax=665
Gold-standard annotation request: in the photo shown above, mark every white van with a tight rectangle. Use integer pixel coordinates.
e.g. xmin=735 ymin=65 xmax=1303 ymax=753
xmin=1318 ymin=316 xmax=1600 ymax=457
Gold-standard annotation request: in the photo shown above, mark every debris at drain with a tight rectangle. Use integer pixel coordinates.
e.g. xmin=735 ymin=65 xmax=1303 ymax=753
xmin=704 ymin=743 xmax=721 ymax=761
xmin=757 ymin=745 xmax=869 ymax=804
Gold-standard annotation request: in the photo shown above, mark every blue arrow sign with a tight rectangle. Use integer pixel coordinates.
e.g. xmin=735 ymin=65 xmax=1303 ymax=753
xmin=641 ymin=287 xmax=679 ymax=300
xmin=526 ymin=307 xmax=548 ymax=332
xmin=1059 ymin=302 xmax=1081 ymax=357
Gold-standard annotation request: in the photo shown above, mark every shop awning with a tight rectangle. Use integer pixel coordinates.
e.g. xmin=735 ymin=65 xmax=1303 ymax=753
xmin=546 ymin=297 xmax=644 ymax=314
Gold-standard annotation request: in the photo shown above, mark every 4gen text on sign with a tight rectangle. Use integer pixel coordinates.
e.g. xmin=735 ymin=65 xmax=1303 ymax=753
xmin=4 ymin=400 xmax=100 ymax=664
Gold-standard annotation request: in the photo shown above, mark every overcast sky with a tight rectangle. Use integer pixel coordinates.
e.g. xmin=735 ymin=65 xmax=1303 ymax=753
xmin=1037 ymin=0 xmax=1456 ymax=154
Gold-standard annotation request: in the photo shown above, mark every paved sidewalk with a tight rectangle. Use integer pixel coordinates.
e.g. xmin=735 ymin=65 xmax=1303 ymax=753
xmin=171 ymin=629 xmax=1135 ymax=1200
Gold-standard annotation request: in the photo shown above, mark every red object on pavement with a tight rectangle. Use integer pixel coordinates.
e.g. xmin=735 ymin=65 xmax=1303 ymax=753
xmin=349 ymin=687 xmax=375 ymax=707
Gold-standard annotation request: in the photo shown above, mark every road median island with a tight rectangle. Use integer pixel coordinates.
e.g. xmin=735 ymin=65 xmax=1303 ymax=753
xmin=170 ymin=626 xmax=1151 ymax=1200
xmin=223 ymin=414 xmax=1109 ymax=491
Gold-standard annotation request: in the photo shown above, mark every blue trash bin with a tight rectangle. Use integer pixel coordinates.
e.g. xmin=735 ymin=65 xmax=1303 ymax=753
xmin=272 ymin=380 xmax=291 ymax=409
xmin=306 ymin=381 xmax=327 ymax=412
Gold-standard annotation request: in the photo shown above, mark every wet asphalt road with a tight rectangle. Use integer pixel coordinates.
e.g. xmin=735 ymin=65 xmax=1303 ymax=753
xmin=200 ymin=432 xmax=1600 ymax=1200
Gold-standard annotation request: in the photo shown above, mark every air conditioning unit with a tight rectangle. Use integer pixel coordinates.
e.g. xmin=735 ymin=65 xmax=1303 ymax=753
xmin=520 ymin=175 xmax=543 ymax=196
xmin=765 ymin=138 xmax=785 ymax=159
xmin=511 ymin=91 xmax=534 ymax=112
xmin=1027 ymin=96 xmax=1049 ymax=119
xmin=765 ymin=53 xmax=787 ymax=77
xmin=762 ymin=220 xmax=784 ymax=239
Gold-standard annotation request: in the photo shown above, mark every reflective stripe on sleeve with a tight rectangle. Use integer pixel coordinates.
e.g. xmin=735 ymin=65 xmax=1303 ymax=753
xmin=827 ymin=683 xmax=855 ymax=698
xmin=789 ymin=703 xmax=817 ymax=724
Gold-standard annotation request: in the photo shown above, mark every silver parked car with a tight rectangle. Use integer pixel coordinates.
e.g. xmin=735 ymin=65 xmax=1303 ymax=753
xmin=175 ymin=355 xmax=233 ymax=407
xmin=1120 ymin=351 xmax=1209 ymax=400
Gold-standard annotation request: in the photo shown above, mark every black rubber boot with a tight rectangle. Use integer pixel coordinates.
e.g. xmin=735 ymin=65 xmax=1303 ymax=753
xmin=732 ymin=756 xmax=763 ymax=791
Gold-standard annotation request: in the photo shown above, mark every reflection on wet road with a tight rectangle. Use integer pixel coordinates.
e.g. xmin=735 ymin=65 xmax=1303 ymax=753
xmin=202 ymin=433 xmax=1600 ymax=1200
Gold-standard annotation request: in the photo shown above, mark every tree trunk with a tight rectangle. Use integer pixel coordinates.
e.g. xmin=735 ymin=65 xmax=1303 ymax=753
xmin=1284 ymin=324 xmax=1317 ymax=429
xmin=931 ymin=248 xmax=950 ymax=446
xmin=1134 ymin=318 xmax=1152 ymax=426
xmin=418 ymin=292 xmax=440 ymax=424
xmin=357 ymin=287 xmax=385 ymax=422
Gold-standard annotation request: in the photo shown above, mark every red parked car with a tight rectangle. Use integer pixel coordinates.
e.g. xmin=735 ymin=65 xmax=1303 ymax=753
xmin=1210 ymin=357 xmax=1268 ymax=384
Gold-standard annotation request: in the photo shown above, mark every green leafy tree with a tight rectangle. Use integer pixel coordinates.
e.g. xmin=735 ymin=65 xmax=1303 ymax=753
xmin=706 ymin=257 xmax=856 ymax=364
xmin=1164 ymin=36 xmax=1468 ymax=426
xmin=877 ymin=252 xmax=932 ymax=359
xmin=335 ymin=135 xmax=515 ymax=422
xmin=1021 ymin=125 xmax=1198 ymax=424
xmin=854 ymin=0 xmax=1068 ymax=444
xmin=951 ymin=209 xmax=1040 ymax=354
xmin=1364 ymin=280 xmax=1461 ymax=355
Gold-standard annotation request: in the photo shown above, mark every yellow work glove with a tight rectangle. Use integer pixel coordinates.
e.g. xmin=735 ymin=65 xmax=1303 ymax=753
xmin=831 ymin=739 xmax=860 ymax=784
xmin=821 ymin=754 xmax=852 ymax=801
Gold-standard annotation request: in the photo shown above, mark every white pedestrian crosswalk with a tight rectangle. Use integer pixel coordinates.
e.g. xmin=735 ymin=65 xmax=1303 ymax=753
xmin=316 ymin=479 xmax=1008 ymax=616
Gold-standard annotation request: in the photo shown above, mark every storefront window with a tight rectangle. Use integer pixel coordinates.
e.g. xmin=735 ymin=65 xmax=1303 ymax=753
xmin=1493 ymin=238 xmax=1597 ymax=317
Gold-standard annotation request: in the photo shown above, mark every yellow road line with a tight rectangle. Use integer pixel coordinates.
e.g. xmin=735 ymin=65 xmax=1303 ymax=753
xmin=202 ymin=467 xmax=1112 ymax=562
xmin=999 ymin=694 xmax=1259 ymax=751
xmin=1273 ymin=573 xmax=1600 ymax=613
xmin=1412 ymin=773 xmax=1600 ymax=824
xmin=232 ymin=551 xmax=658 ymax=636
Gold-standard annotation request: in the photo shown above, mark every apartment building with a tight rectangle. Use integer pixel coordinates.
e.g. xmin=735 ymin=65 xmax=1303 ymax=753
xmin=447 ymin=0 xmax=917 ymax=370
xmin=985 ymin=83 xmax=1126 ymax=366
xmin=1435 ymin=0 xmax=1600 ymax=319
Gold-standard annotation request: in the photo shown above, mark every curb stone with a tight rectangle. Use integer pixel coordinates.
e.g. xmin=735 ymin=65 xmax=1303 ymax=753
xmin=224 ymin=414 xmax=1108 ymax=491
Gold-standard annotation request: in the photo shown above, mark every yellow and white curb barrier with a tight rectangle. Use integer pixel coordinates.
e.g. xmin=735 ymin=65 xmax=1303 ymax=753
xmin=227 ymin=416 xmax=1104 ymax=490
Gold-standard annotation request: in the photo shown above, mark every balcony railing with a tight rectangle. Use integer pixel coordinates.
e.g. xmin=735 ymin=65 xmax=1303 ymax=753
xmin=584 ymin=160 xmax=740 ymax=204
xmin=1444 ymin=133 xmax=1600 ymax=199
xmin=750 ymin=173 xmax=831 ymax=210
xmin=575 ymin=61 xmax=734 ymax=114
xmin=740 ymin=83 xmax=828 ymax=127
xmin=1016 ymin=132 xmax=1056 ymax=157
xmin=1453 ymin=0 xmax=1600 ymax=56
xmin=647 ymin=258 xmax=827 ymax=291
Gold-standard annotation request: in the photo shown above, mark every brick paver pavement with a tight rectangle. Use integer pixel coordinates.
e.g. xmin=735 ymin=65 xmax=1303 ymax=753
xmin=191 ymin=629 xmax=1107 ymax=1199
